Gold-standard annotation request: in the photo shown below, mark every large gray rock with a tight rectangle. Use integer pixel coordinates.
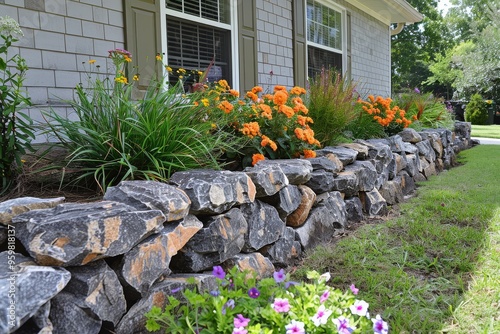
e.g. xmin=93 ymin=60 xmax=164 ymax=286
xmin=305 ymin=169 xmax=336 ymax=194
xmin=307 ymin=154 xmax=343 ymax=174
xmin=415 ymin=139 xmax=436 ymax=162
xmin=103 ymin=180 xmax=191 ymax=222
xmin=340 ymin=142 xmax=369 ymax=160
xmin=119 ymin=215 xmax=203 ymax=294
xmin=344 ymin=197 xmax=364 ymax=223
xmin=169 ymin=170 xmax=256 ymax=214
xmin=115 ymin=274 xmax=217 ymax=334
xmin=263 ymin=184 xmax=302 ymax=220
xmin=244 ymin=163 xmax=289 ymax=197
xmin=0 ymin=252 xmax=71 ymax=333
xmin=49 ymin=291 xmax=102 ymax=334
xmin=64 ymin=260 xmax=126 ymax=326
xmin=404 ymin=153 xmax=421 ymax=177
xmin=13 ymin=201 xmax=166 ymax=266
xmin=240 ymin=200 xmax=285 ymax=252
xmin=331 ymin=170 xmax=359 ymax=197
xmin=286 ymin=185 xmax=316 ymax=227
xmin=343 ymin=161 xmax=378 ymax=191
xmin=224 ymin=253 xmax=275 ymax=280
xmin=170 ymin=209 xmax=247 ymax=272
xmin=261 ymin=226 xmax=302 ymax=266
xmin=359 ymin=188 xmax=388 ymax=216
xmin=295 ymin=191 xmax=346 ymax=249
xmin=253 ymin=159 xmax=313 ymax=185
xmin=316 ymin=146 xmax=358 ymax=165
xmin=379 ymin=180 xmax=404 ymax=205
xmin=398 ymin=171 xmax=416 ymax=196
xmin=399 ymin=128 xmax=422 ymax=143
xmin=384 ymin=135 xmax=405 ymax=153
xmin=0 ymin=197 xmax=65 ymax=225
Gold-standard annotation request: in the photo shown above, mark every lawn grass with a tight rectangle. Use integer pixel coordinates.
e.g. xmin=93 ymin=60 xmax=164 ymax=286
xmin=470 ymin=124 xmax=500 ymax=139
xmin=292 ymin=145 xmax=500 ymax=333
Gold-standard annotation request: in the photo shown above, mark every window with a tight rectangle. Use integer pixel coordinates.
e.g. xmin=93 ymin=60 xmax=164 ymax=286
xmin=306 ymin=0 xmax=345 ymax=78
xmin=166 ymin=0 xmax=232 ymax=90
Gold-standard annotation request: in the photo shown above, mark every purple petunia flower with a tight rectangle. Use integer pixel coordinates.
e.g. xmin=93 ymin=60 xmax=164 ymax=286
xmin=285 ymin=320 xmax=305 ymax=334
xmin=350 ymin=284 xmax=359 ymax=295
xmin=213 ymin=266 xmax=226 ymax=279
xmin=372 ymin=314 xmax=389 ymax=334
xmin=222 ymin=299 xmax=235 ymax=315
xmin=414 ymin=87 xmax=420 ymax=94
xmin=232 ymin=327 xmax=248 ymax=334
xmin=210 ymin=290 xmax=220 ymax=297
xmin=248 ymin=287 xmax=260 ymax=299
xmin=274 ymin=268 xmax=286 ymax=283
xmin=333 ymin=316 xmax=356 ymax=334
xmin=271 ymin=298 xmax=290 ymax=313
xmin=320 ymin=289 xmax=330 ymax=303
xmin=285 ymin=281 xmax=299 ymax=289
xmin=234 ymin=314 xmax=250 ymax=328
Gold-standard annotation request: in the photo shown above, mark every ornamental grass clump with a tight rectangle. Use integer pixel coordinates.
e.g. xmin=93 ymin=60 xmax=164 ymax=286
xmin=42 ymin=49 xmax=237 ymax=193
xmin=357 ymin=95 xmax=412 ymax=137
xmin=145 ymin=266 xmax=388 ymax=333
xmin=199 ymin=82 xmax=321 ymax=167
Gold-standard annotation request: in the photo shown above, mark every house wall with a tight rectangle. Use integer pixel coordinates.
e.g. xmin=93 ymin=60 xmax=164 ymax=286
xmin=2 ymin=0 xmax=391 ymax=143
xmin=0 ymin=0 xmax=125 ymax=143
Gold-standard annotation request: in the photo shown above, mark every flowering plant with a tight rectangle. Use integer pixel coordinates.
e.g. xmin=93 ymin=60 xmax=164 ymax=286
xmin=145 ymin=266 xmax=388 ymax=333
xmin=358 ymin=95 xmax=411 ymax=136
xmin=199 ymin=82 xmax=321 ymax=166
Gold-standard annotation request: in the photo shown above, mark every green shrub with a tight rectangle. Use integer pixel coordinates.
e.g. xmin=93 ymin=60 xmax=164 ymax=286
xmin=344 ymin=103 xmax=386 ymax=140
xmin=306 ymin=68 xmax=359 ymax=146
xmin=0 ymin=16 xmax=34 ymax=195
xmin=42 ymin=49 xmax=238 ymax=193
xmin=465 ymin=93 xmax=488 ymax=125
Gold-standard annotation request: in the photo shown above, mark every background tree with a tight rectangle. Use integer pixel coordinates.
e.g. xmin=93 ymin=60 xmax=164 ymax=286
xmin=391 ymin=0 xmax=454 ymax=95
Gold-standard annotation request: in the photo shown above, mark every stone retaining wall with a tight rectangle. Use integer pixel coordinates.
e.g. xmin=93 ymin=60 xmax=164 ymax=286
xmin=0 ymin=122 xmax=473 ymax=333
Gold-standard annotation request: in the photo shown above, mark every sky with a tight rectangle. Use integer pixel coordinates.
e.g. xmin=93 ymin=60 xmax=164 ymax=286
xmin=437 ymin=0 xmax=452 ymax=15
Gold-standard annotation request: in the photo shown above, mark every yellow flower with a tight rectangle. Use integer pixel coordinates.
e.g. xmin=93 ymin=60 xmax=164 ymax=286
xmin=88 ymin=59 xmax=96 ymax=64
xmin=179 ymin=75 xmax=184 ymax=79
xmin=156 ymin=53 xmax=162 ymax=61
xmin=166 ymin=66 xmax=173 ymax=72
xmin=115 ymin=76 xmax=128 ymax=84
xmin=201 ymin=98 xmax=210 ymax=107
xmin=133 ymin=74 xmax=139 ymax=81
xmin=124 ymin=56 xmax=132 ymax=62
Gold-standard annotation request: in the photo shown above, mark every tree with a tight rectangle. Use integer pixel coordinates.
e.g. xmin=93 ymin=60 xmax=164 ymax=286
xmin=391 ymin=0 xmax=454 ymax=94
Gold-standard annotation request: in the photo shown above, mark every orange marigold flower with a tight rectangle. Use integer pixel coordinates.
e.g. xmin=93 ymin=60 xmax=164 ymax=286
xmin=258 ymin=104 xmax=273 ymax=119
xmin=252 ymin=86 xmax=263 ymax=94
xmin=193 ymin=101 xmax=199 ymax=106
xmin=241 ymin=122 xmax=261 ymax=138
xmin=274 ymin=85 xmax=287 ymax=92
xmin=273 ymin=90 xmax=288 ymax=105
xmin=303 ymin=149 xmax=316 ymax=158
xmin=252 ymin=153 xmax=266 ymax=166
xmin=218 ymin=100 xmax=234 ymax=114
xmin=303 ymin=127 xmax=317 ymax=145
xmin=294 ymin=128 xmax=305 ymax=141
xmin=412 ymin=115 xmax=418 ymax=120
xmin=246 ymin=91 xmax=259 ymax=102
xmin=218 ymin=79 xmax=230 ymax=90
xmin=262 ymin=94 xmax=274 ymax=101
xmin=229 ymin=89 xmax=240 ymax=97
xmin=290 ymin=86 xmax=306 ymax=95
xmin=261 ymin=135 xmax=278 ymax=151
xmin=279 ymin=104 xmax=294 ymax=118
xmin=297 ymin=115 xmax=313 ymax=126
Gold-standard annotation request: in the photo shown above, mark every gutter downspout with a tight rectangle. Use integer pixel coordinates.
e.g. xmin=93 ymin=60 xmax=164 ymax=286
xmin=391 ymin=22 xmax=405 ymax=35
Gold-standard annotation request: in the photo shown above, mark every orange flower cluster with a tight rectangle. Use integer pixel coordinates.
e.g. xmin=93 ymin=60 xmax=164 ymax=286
xmin=241 ymin=122 xmax=260 ymax=138
xmin=359 ymin=95 xmax=412 ymax=129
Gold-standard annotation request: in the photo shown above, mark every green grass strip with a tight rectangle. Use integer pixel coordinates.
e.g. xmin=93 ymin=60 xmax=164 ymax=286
xmin=292 ymin=145 xmax=500 ymax=332
xmin=471 ymin=124 xmax=500 ymax=139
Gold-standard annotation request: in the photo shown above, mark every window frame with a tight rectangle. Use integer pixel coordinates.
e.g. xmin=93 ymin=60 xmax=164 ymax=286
xmin=305 ymin=0 xmax=348 ymax=75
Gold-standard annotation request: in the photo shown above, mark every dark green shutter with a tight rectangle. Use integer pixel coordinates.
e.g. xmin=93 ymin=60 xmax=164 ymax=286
xmin=238 ymin=0 xmax=257 ymax=93
xmin=346 ymin=11 xmax=352 ymax=81
xmin=293 ymin=0 xmax=307 ymax=88
xmin=125 ymin=0 xmax=162 ymax=96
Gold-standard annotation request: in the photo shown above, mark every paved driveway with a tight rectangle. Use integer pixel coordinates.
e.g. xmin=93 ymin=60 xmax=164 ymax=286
xmin=472 ymin=137 xmax=500 ymax=145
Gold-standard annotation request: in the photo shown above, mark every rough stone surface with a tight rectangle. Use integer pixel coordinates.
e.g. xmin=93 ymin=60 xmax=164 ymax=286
xmin=64 ymin=260 xmax=126 ymax=326
xmin=264 ymin=185 xmax=302 ymax=220
xmin=253 ymin=159 xmax=313 ymax=185
xmin=13 ymin=201 xmax=166 ymax=266
xmin=261 ymin=226 xmax=302 ymax=266
xmin=171 ymin=208 xmax=247 ymax=272
xmin=244 ymin=163 xmax=289 ymax=197
xmin=115 ymin=274 xmax=217 ymax=334
xmin=295 ymin=191 xmax=346 ymax=250
xmin=240 ymin=200 xmax=285 ymax=252
xmin=103 ymin=180 xmax=191 ymax=222
xmin=416 ymin=139 xmax=436 ymax=162
xmin=344 ymin=161 xmax=378 ymax=191
xmin=0 ymin=252 xmax=71 ymax=333
xmin=316 ymin=146 xmax=358 ymax=165
xmin=404 ymin=153 xmax=421 ymax=177
xmin=307 ymin=154 xmax=343 ymax=174
xmin=344 ymin=197 xmax=364 ymax=223
xmin=169 ymin=170 xmax=256 ymax=215
xmin=379 ymin=180 xmax=404 ymax=205
xmin=224 ymin=252 xmax=275 ymax=280
xmin=340 ymin=142 xmax=369 ymax=160
xmin=385 ymin=135 xmax=405 ymax=153
xmin=305 ymin=169 xmax=336 ymax=194
xmin=399 ymin=128 xmax=422 ymax=143
xmin=119 ymin=215 xmax=203 ymax=295
xmin=359 ymin=188 xmax=388 ymax=216
xmin=0 ymin=197 xmax=65 ymax=225
xmin=332 ymin=170 xmax=359 ymax=197
xmin=398 ymin=171 xmax=416 ymax=195
xmin=286 ymin=185 xmax=316 ymax=227
xmin=49 ymin=291 xmax=103 ymax=334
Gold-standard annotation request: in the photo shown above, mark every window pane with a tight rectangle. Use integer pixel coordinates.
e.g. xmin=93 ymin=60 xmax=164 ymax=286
xmin=166 ymin=17 xmax=231 ymax=88
xmin=306 ymin=0 xmax=342 ymax=50
xmin=166 ymin=0 xmax=230 ymax=24
xmin=308 ymin=45 xmax=342 ymax=79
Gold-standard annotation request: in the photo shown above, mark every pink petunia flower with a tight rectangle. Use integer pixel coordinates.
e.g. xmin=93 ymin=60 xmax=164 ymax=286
xmin=272 ymin=298 xmax=290 ymax=313
xmin=285 ymin=320 xmax=305 ymax=334
xmin=310 ymin=304 xmax=332 ymax=326
xmin=349 ymin=300 xmax=369 ymax=317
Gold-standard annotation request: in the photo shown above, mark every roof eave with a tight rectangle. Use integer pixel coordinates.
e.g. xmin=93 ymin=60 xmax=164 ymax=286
xmin=346 ymin=0 xmax=423 ymax=25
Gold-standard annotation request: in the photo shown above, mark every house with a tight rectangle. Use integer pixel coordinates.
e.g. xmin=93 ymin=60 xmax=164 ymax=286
xmin=1 ymin=0 xmax=421 ymax=142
